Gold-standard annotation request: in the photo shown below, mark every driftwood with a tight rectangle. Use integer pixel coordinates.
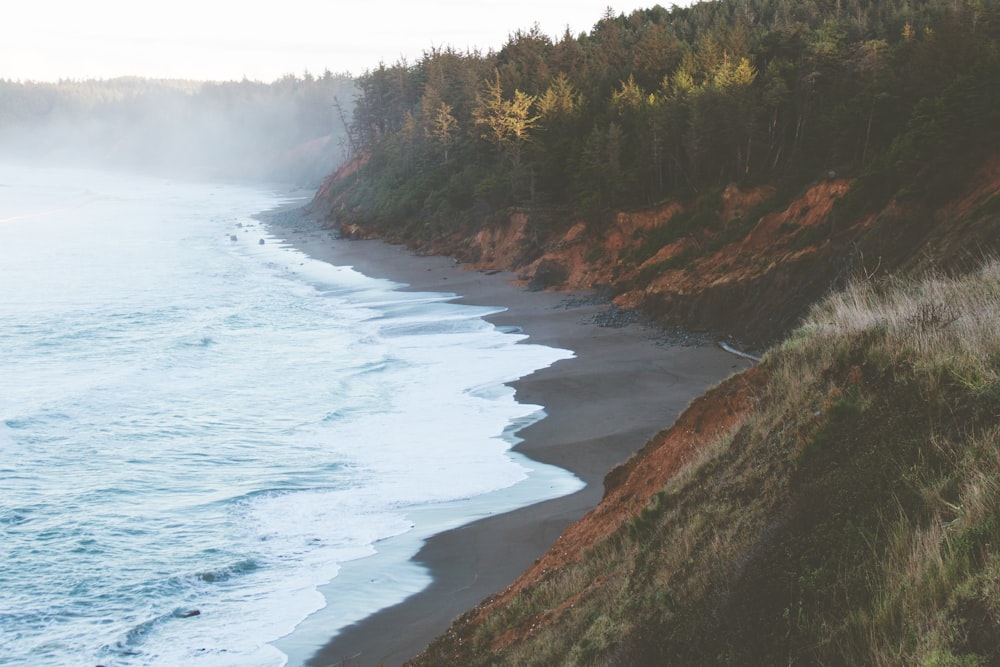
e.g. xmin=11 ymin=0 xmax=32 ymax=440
xmin=718 ymin=340 xmax=762 ymax=363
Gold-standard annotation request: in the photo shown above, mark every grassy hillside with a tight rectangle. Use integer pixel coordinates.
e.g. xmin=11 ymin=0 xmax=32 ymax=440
xmin=411 ymin=261 xmax=1000 ymax=665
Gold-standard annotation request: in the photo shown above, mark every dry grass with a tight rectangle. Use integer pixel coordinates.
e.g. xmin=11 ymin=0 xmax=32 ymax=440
xmin=788 ymin=259 xmax=1000 ymax=388
xmin=412 ymin=261 xmax=1000 ymax=666
xmin=767 ymin=261 xmax=1000 ymax=665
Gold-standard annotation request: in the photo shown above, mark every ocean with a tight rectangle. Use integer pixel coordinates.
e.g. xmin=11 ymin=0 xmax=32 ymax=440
xmin=0 ymin=164 xmax=582 ymax=666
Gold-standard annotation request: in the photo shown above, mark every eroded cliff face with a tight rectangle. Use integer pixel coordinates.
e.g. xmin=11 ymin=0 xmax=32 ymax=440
xmin=512 ymin=180 xmax=859 ymax=345
xmin=314 ymin=153 xmax=1000 ymax=346
xmin=305 ymin=153 xmax=1000 ymax=665
xmin=420 ymin=366 xmax=763 ymax=661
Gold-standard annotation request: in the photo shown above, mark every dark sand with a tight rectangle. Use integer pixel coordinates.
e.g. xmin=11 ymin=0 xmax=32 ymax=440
xmin=260 ymin=211 xmax=752 ymax=667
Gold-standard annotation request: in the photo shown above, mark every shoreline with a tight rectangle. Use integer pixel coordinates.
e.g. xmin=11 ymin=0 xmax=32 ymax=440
xmin=260 ymin=209 xmax=752 ymax=666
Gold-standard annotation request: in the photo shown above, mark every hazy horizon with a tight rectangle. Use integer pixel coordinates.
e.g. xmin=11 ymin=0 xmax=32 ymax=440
xmin=2 ymin=1 xmax=682 ymax=84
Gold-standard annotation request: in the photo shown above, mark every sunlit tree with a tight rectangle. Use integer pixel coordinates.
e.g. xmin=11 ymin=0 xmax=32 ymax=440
xmin=472 ymin=70 xmax=539 ymax=169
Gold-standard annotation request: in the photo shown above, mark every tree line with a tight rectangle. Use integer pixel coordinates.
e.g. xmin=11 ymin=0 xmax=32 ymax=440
xmin=0 ymin=72 xmax=356 ymax=185
xmin=331 ymin=0 xmax=999 ymax=239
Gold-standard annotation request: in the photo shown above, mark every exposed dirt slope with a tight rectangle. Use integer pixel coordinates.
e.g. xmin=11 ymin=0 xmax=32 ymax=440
xmin=414 ymin=366 xmax=762 ymax=663
xmin=315 ymin=154 xmax=1000 ymax=346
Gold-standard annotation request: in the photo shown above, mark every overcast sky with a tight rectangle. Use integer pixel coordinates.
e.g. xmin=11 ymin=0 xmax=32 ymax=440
xmin=1 ymin=1 xmax=689 ymax=83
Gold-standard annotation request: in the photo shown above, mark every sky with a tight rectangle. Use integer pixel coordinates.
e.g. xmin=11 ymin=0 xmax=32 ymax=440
xmin=1 ymin=1 xmax=681 ymax=83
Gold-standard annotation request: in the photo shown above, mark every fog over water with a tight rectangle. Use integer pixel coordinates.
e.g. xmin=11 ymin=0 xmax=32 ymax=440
xmin=0 ymin=75 xmax=355 ymax=186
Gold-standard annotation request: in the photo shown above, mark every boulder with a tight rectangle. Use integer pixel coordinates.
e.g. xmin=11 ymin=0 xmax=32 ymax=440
xmin=528 ymin=259 xmax=568 ymax=291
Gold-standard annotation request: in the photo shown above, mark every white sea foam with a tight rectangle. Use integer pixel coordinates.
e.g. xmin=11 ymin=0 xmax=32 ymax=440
xmin=0 ymin=164 xmax=580 ymax=666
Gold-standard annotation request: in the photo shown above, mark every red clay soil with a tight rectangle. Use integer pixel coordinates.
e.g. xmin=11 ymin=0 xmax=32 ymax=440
xmin=315 ymin=151 xmax=1000 ymax=345
xmin=408 ymin=366 xmax=763 ymax=663
xmin=306 ymin=153 xmax=370 ymax=230
xmin=439 ymin=179 xmax=859 ymax=345
xmin=465 ymin=179 xmax=860 ymax=344
xmin=517 ymin=365 xmax=761 ymax=592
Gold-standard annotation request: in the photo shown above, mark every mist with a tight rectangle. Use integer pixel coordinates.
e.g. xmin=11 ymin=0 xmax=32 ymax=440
xmin=0 ymin=73 xmax=356 ymax=187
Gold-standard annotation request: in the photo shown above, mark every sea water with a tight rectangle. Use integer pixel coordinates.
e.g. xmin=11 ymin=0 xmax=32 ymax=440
xmin=0 ymin=164 xmax=581 ymax=666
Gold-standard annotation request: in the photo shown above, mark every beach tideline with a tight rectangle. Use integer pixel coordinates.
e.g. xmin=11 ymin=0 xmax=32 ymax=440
xmin=262 ymin=210 xmax=751 ymax=666
xmin=0 ymin=166 xmax=585 ymax=666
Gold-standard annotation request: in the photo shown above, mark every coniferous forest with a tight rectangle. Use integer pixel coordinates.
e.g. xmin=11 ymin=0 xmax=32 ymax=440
xmin=331 ymin=0 xmax=998 ymax=242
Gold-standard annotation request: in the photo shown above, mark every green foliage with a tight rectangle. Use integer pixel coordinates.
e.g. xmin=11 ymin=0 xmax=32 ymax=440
xmin=340 ymin=0 xmax=999 ymax=241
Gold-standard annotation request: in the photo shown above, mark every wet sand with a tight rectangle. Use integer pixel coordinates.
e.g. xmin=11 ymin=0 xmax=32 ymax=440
xmin=261 ymin=210 xmax=751 ymax=666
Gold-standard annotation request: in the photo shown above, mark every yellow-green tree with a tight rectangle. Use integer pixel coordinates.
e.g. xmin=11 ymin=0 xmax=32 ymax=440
xmin=473 ymin=70 xmax=539 ymax=169
xmin=537 ymin=72 xmax=582 ymax=121
xmin=429 ymin=100 xmax=458 ymax=163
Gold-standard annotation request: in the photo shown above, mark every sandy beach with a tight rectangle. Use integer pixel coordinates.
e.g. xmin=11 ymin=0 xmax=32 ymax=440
xmin=261 ymin=209 xmax=752 ymax=666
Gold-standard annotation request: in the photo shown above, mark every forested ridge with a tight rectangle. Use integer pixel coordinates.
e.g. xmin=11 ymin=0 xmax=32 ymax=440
xmin=0 ymin=73 xmax=355 ymax=185
xmin=313 ymin=0 xmax=1000 ymax=345
xmin=330 ymin=0 xmax=997 ymax=232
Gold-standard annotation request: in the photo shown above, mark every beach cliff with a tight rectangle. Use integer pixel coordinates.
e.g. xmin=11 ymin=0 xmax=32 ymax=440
xmin=291 ymin=143 xmax=1000 ymax=665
